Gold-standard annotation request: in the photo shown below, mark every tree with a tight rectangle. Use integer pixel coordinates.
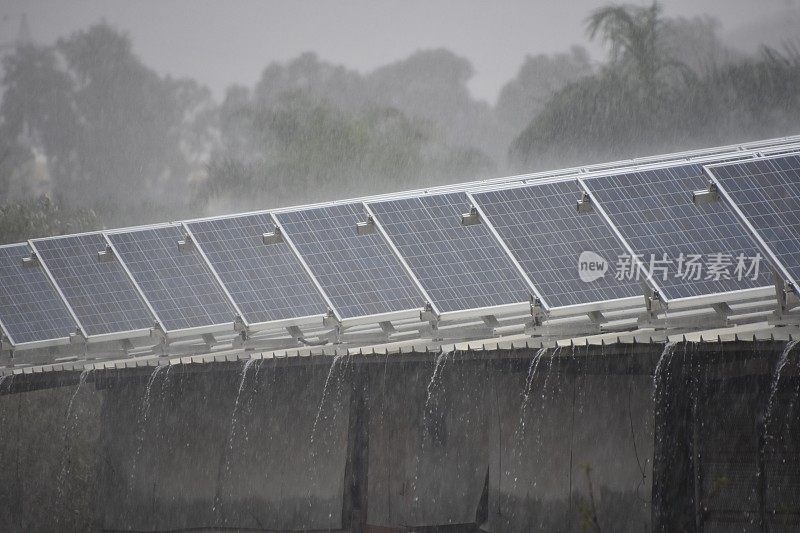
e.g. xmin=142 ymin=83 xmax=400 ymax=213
xmin=0 ymin=44 xmax=77 ymax=199
xmin=509 ymin=3 xmax=800 ymax=170
xmin=366 ymin=49 xmax=506 ymax=161
xmin=496 ymin=46 xmax=593 ymax=134
xmin=201 ymin=51 xmax=500 ymax=213
xmin=0 ymin=24 xmax=215 ymax=226
xmin=202 ymin=90 xmax=494 ymax=213
xmin=586 ymin=2 xmax=661 ymax=88
xmin=510 ymin=2 xmax=689 ymax=168
xmin=0 ymin=195 xmax=99 ymax=245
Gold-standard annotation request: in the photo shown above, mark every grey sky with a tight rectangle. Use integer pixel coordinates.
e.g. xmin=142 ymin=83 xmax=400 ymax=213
xmin=1 ymin=0 xmax=797 ymax=103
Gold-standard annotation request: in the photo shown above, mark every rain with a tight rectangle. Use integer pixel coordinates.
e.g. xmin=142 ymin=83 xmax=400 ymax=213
xmin=0 ymin=1 xmax=799 ymax=531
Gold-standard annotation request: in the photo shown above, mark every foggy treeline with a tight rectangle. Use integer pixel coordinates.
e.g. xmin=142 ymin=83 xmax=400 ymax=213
xmin=1 ymin=2 xmax=799 ymax=243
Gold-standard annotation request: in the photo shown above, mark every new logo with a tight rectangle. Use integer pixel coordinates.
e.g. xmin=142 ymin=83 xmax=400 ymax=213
xmin=578 ymin=251 xmax=608 ymax=283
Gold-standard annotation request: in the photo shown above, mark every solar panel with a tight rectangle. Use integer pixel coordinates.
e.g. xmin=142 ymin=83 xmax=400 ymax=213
xmin=107 ymin=225 xmax=236 ymax=332
xmin=186 ymin=213 xmax=329 ymax=324
xmin=31 ymin=233 xmax=154 ymax=336
xmin=0 ymin=244 xmax=77 ymax=345
xmin=367 ymin=192 xmax=532 ymax=314
xmin=472 ymin=180 xmax=642 ymax=309
xmin=581 ymin=164 xmax=773 ymax=301
xmin=275 ymin=203 xmax=425 ymax=319
xmin=707 ymin=154 xmax=800 ymax=287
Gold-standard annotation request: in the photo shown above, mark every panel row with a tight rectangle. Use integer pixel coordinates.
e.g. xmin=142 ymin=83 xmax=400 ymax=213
xmin=1 ymin=149 xmax=798 ymax=349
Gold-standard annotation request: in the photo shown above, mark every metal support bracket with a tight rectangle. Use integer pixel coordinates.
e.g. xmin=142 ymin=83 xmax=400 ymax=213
xmin=119 ymin=338 xmax=135 ymax=356
xmin=379 ymin=321 xmax=396 ymax=336
xmin=69 ymin=327 xmax=87 ymax=346
xmin=420 ymin=320 xmax=443 ymax=341
xmin=587 ymin=311 xmax=607 ymax=324
xmin=318 ymin=325 xmax=342 ymax=345
xmin=177 ymin=233 xmax=195 ymax=252
xmin=286 ymin=325 xmax=304 ymax=341
xmin=692 ymin=181 xmax=720 ymax=205
xmin=234 ymin=314 xmax=249 ymax=340
xmin=712 ymin=303 xmax=732 ymax=322
xmin=460 ymin=206 xmax=480 ymax=226
xmin=644 ymin=287 xmax=666 ymax=317
xmin=69 ymin=327 xmax=88 ymax=359
xmin=201 ymin=333 xmax=217 ymax=349
xmin=150 ymin=322 xmax=170 ymax=356
xmin=22 ymin=252 xmax=40 ymax=267
xmin=323 ymin=309 xmax=341 ymax=329
xmin=420 ymin=302 xmax=439 ymax=323
xmin=638 ymin=311 xmax=729 ymax=331
xmin=481 ymin=315 xmax=500 ymax=329
xmin=418 ymin=302 xmax=442 ymax=340
xmin=770 ymin=276 xmax=800 ymax=326
xmin=262 ymin=226 xmax=284 ymax=245
xmin=524 ymin=319 xmax=602 ymax=338
xmin=529 ymin=297 xmax=548 ymax=327
xmin=356 ymin=215 xmax=376 ymax=235
xmin=576 ymin=191 xmax=594 ymax=213
xmin=0 ymin=336 xmax=11 ymax=366
xmin=335 ymin=321 xmax=396 ymax=345
xmin=97 ymin=245 xmax=116 ymax=262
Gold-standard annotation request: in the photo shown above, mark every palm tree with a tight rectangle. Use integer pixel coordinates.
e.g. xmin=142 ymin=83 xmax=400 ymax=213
xmin=586 ymin=2 xmax=685 ymax=95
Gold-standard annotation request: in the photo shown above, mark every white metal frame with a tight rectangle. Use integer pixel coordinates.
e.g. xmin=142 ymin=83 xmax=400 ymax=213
xmin=271 ymin=204 xmax=428 ymax=328
xmin=0 ymin=242 xmax=78 ymax=350
xmin=182 ymin=212 xmax=333 ymax=332
xmin=466 ymin=189 xmax=646 ymax=318
xmin=3 ymin=137 xmax=799 ymax=355
xmin=464 ymin=191 xmax=546 ymax=306
xmin=268 ymin=212 xmax=345 ymax=325
xmin=363 ymin=194 xmax=540 ymax=323
xmin=704 ymin=153 xmax=800 ymax=293
xmin=103 ymin=223 xmax=241 ymax=340
xmin=361 ymin=202 xmax=442 ymax=318
xmin=574 ymin=157 xmax=783 ymax=310
xmin=28 ymin=234 xmax=154 ymax=344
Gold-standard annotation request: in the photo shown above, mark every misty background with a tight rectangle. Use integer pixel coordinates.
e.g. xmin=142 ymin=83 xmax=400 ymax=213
xmin=1 ymin=0 xmax=799 ymax=243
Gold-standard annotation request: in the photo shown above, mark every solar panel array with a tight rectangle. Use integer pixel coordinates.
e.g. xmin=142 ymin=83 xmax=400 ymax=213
xmin=0 ymin=244 xmax=77 ymax=345
xmin=1 ymin=141 xmax=799 ymax=350
xmin=186 ymin=213 xmax=329 ymax=324
xmin=582 ymin=164 xmax=774 ymax=301
xmin=472 ymin=181 xmax=642 ymax=309
xmin=706 ymin=155 xmax=800 ymax=288
xmin=31 ymin=234 xmax=155 ymax=337
xmin=108 ymin=225 xmax=237 ymax=332
xmin=367 ymin=193 xmax=532 ymax=314
xmin=275 ymin=204 xmax=425 ymax=319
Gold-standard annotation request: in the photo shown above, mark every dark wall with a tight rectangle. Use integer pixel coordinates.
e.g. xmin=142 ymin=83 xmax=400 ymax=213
xmin=0 ymin=372 xmax=103 ymax=531
xmin=485 ymin=346 xmax=656 ymax=533
xmin=366 ymin=353 xmax=492 ymax=528
xmin=98 ymin=360 xmax=352 ymax=531
xmin=653 ymin=341 xmax=800 ymax=533
xmin=0 ymin=341 xmax=796 ymax=532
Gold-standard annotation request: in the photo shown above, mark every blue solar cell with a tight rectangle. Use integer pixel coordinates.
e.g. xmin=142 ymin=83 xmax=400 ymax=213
xmin=582 ymin=164 xmax=773 ymax=301
xmin=108 ymin=225 xmax=236 ymax=331
xmin=367 ymin=192 xmax=532 ymax=313
xmin=275 ymin=203 xmax=425 ymax=319
xmin=473 ymin=180 xmax=642 ymax=308
xmin=31 ymin=233 xmax=154 ymax=336
xmin=0 ymin=244 xmax=77 ymax=345
xmin=187 ymin=213 xmax=328 ymax=324
xmin=708 ymin=154 xmax=800 ymax=287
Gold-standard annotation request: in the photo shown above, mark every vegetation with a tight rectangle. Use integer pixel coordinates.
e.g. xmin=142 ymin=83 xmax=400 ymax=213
xmin=0 ymin=196 xmax=99 ymax=243
xmin=510 ymin=2 xmax=800 ymax=169
xmin=1 ymin=2 xmax=799 ymax=243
